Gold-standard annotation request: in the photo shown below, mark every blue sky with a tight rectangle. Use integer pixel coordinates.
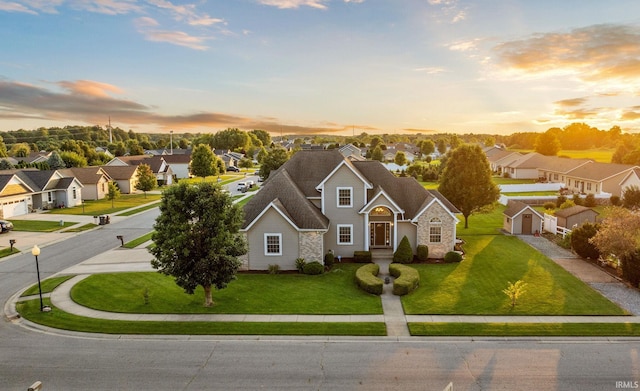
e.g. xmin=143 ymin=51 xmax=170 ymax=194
xmin=1 ymin=0 xmax=639 ymax=136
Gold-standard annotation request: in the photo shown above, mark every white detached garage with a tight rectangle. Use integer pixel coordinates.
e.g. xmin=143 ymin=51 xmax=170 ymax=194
xmin=0 ymin=174 xmax=33 ymax=218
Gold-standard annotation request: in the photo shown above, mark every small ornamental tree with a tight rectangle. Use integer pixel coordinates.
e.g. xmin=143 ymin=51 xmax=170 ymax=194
xmin=393 ymin=235 xmax=414 ymax=264
xmin=150 ymin=182 xmax=247 ymax=306
xmin=135 ymin=163 xmax=157 ymax=197
xmin=570 ymin=222 xmax=600 ymax=259
xmin=107 ymin=181 xmax=120 ymax=208
xmin=503 ymin=280 xmax=527 ymax=308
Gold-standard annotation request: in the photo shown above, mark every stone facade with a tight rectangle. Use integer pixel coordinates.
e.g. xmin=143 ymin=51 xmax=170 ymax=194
xmin=415 ymin=201 xmax=456 ymax=258
xmin=298 ymin=231 xmax=324 ymax=263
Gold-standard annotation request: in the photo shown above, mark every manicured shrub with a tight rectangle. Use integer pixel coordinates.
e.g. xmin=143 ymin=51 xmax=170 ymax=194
xmin=543 ymin=201 xmax=556 ymax=210
xmin=324 ymin=252 xmax=335 ymax=269
xmin=502 ymin=171 xmax=511 ymax=178
xmin=417 ymin=245 xmax=429 ymax=262
xmin=295 ymin=258 xmax=306 ymax=273
xmin=389 ymin=263 xmax=420 ymax=296
xmin=444 ymin=251 xmax=463 ymax=263
xmin=559 ymin=199 xmax=576 ymax=209
xmin=355 ymin=263 xmax=383 ymax=295
xmin=572 ymin=193 xmax=583 ymax=206
xmin=268 ymin=264 xmax=280 ymax=274
xmin=353 ymin=251 xmax=372 ymax=263
xmin=584 ymin=193 xmax=597 ymax=207
xmin=610 ymin=195 xmax=621 ymax=206
xmin=556 ymin=195 xmax=567 ymax=208
xmin=393 ymin=235 xmax=413 ymax=263
xmin=570 ymin=222 xmax=600 ymax=259
xmin=303 ymin=261 xmax=324 ymax=275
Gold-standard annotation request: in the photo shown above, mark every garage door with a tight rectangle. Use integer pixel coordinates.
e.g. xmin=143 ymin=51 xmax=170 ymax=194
xmin=2 ymin=199 xmax=27 ymax=218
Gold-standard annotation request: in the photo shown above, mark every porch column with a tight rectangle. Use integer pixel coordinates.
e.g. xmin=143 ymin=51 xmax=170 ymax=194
xmin=364 ymin=212 xmax=370 ymax=251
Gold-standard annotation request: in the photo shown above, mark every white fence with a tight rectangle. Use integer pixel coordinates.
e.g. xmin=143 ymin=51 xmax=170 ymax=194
xmin=499 ymin=183 xmax=564 ymax=193
xmin=543 ymin=213 xmax=572 ymax=238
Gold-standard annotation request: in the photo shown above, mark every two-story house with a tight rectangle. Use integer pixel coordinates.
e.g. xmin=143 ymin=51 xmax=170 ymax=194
xmin=240 ymin=150 xmax=460 ymax=271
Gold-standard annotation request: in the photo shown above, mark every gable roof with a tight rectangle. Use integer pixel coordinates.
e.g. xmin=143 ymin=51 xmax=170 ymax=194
xmin=60 ymin=167 xmax=108 ymax=185
xmin=242 ymin=169 xmax=329 ymax=230
xmin=161 ymin=154 xmax=191 ymax=164
xmin=506 ymin=152 xmax=551 ymax=169
xmin=268 ymin=150 xmax=346 ymax=197
xmin=101 ymin=165 xmax=138 ymax=180
xmin=503 ymin=200 xmax=543 ymax=219
xmin=554 ymin=205 xmax=599 ymax=218
xmin=566 ymin=161 xmax=638 ymax=181
xmin=537 ymin=156 xmax=592 ymax=173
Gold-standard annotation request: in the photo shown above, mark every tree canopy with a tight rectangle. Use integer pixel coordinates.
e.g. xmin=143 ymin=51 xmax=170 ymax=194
xmin=150 ymin=182 xmax=247 ymax=306
xmin=135 ymin=163 xmax=157 ymax=197
xmin=438 ymin=144 xmax=500 ymax=228
xmin=534 ymin=130 xmax=561 ymax=156
xmin=190 ymin=144 xmax=219 ymax=178
xmin=258 ymin=147 xmax=289 ymax=180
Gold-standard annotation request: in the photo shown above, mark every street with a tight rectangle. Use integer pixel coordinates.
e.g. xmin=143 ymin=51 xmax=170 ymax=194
xmin=1 ymin=208 xmax=639 ymax=390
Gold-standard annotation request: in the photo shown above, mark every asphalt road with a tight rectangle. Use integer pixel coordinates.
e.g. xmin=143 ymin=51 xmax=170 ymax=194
xmin=2 ymin=209 xmax=640 ymax=390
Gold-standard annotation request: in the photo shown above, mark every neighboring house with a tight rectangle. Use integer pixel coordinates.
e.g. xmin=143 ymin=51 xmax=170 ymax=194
xmin=503 ymin=200 xmax=543 ymax=235
xmin=105 ymin=155 xmax=150 ymax=167
xmin=106 ymin=154 xmax=174 ymax=185
xmin=537 ymin=157 xmax=592 ymax=184
xmin=240 ymin=150 xmax=460 ymax=271
xmin=338 ymin=143 xmax=363 ymax=159
xmin=214 ymin=149 xmax=237 ymax=168
xmin=162 ymin=154 xmax=190 ymax=180
xmin=17 ymin=169 xmax=83 ymax=209
xmin=503 ymin=152 xmax=551 ymax=179
xmin=564 ymin=162 xmax=640 ymax=197
xmin=60 ymin=167 xmax=110 ymax=200
xmin=0 ymin=173 xmax=33 ymax=218
xmin=486 ymin=150 xmax=522 ymax=174
xmin=17 ymin=151 xmax=51 ymax=165
xmin=100 ymin=165 xmax=139 ymax=194
xmin=554 ymin=206 xmax=599 ymax=229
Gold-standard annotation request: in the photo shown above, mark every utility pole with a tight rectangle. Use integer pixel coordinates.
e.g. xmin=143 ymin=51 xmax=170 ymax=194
xmin=108 ymin=116 xmax=113 ymax=144
xmin=170 ymin=130 xmax=174 ymax=155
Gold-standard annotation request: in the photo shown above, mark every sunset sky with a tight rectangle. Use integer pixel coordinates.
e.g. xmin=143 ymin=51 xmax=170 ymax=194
xmin=1 ymin=1 xmax=639 ymax=136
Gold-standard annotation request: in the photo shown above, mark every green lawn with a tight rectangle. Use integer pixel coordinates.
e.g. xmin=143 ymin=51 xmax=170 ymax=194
xmin=409 ymin=322 xmax=640 ymax=336
xmin=0 ymin=247 xmax=20 ymax=258
xmin=47 ymin=194 xmax=162 ymax=216
xmin=71 ymin=264 xmax=382 ymax=315
xmin=456 ymin=204 xmax=506 ymax=235
xmin=511 ymin=148 xmax=614 ymax=163
xmin=401 ymin=235 xmax=626 ymax=315
xmin=116 ymin=201 xmax=160 ymax=216
xmin=21 ymin=275 xmax=75 ymax=296
xmin=9 ymin=219 xmax=77 ymax=232
xmin=63 ymin=223 xmax=98 ymax=232
xmin=16 ymin=299 xmax=385 ymax=336
xmin=123 ymin=232 xmax=154 ymax=248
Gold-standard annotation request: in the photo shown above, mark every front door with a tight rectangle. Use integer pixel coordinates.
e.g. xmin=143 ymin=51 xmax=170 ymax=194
xmin=370 ymin=222 xmax=390 ymax=247
xmin=522 ymin=214 xmax=532 ymax=235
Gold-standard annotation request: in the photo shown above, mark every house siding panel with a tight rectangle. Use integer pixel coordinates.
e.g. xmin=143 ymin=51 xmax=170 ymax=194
xmin=246 ymin=208 xmax=299 ymax=270
xmin=322 ymin=165 xmax=366 ymax=257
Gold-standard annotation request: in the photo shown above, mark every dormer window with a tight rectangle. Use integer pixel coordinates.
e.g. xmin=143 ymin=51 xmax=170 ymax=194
xmin=337 ymin=187 xmax=353 ymax=208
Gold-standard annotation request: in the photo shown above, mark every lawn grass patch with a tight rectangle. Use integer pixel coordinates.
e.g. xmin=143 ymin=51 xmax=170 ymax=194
xmin=21 ymin=275 xmax=75 ymax=296
xmin=16 ymin=299 xmax=385 ymax=336
xmin=401 ymin=235 xmax=626 ymax=315
xmin=456 ymin=204 xmax=506 ymax=235
xmin=123 ymin=232 xmax=154 ymax=248
xmin=63 ymin=223 xmax=97 ymax=232
xmin=9 ymin=219 xmax=77 ymax=232
xmin=235 ymin=194 xmax=255 ymax=207
xmin=117 ymin=202 xmax=160 ymax=216
xmin=71 ymin=265 xmax=382 ymax=315
xmin=47 ymin=194 xmax=162 ymax=216
xmin=409 ymin=322 xmax=640 ymax=336
xmin=0 ymin=247 xmax=20 ymax=258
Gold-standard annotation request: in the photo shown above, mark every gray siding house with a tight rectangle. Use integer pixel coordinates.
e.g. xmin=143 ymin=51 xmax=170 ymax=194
xmin=503 ymin=200 xmax=543 ymax=235
xmin=240 ymin=150 xmax=460 ymax=271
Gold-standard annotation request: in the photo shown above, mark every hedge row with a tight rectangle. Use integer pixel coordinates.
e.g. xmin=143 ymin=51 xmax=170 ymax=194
xmin=355 ymin=263 xmax=383 ymax=295
xmin=389 ymin=263 xmax=420 ymax=296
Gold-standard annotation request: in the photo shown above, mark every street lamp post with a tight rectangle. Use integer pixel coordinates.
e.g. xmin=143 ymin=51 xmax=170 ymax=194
xmin=31 ymin=245 xmax=50 ymax=312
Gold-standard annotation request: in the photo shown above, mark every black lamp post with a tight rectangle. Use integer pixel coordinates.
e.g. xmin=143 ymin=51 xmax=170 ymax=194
xmin=31 ymin=245 xmax=51 ymax=312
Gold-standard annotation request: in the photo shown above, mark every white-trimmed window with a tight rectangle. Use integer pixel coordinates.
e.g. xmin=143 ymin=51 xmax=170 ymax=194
xmin=337 ymin=187 xmax=353 ymax=208
xmin=264 ymin=233 xmax=282 ymax=256
xmin=337 ymin=224 xmax=353 ymax=245
xmin=429 ymin=218 xmax=442 ymax=243
xmin=72 ymin=187 xmax=77 ymax=199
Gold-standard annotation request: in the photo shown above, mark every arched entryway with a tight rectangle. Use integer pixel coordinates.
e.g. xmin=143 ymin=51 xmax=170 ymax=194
xmin=369 ymin=206 xmax=393 ymax=249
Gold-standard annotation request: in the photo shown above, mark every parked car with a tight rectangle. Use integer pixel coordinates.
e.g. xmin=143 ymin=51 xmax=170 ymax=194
xmin=226 ymin=166 xmax=240 ymax=172
xmin=246 ymin=180 xmax=255 ymax=188
xmin=236 ymin=182 xmax=248 ymax=192
xmin=0 ymin=220 xmax=14 ymax=233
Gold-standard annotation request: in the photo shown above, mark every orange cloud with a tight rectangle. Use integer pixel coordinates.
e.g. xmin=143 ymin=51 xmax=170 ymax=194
xmin=57 ymin=80 xmax=124 ymax=98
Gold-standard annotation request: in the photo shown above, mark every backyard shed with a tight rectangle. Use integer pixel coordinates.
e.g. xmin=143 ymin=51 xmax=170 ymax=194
xmin=503 ymin=200 xmax=543 ymax=235
xmin=554 ymin=205 xmax=599 ymax=229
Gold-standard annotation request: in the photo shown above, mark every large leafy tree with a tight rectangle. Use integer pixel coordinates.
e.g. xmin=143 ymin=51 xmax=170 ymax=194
xmin=258 ymin=147 xmax=289 ymax=180
xmin=189 ymin=144 xmax=218 ymax=178
xmin=212 ymin=128 xmax=250 ymax=151
xmin=150 ymin=182 xmax=247 ymax=306
xmin=135 ymin=163 xmax=157 ymax=197
xmin=371 ymin=146 xmax=384 ymax=162
xmin=394 ymin=151 xmax=407 ymax=166
xmin=47 ymin=150 xmax=66 ymax=169
xmin=438 ymin=144 xmax=500 ymax=228
xmin=534 ymin=130 xmax=561 ymax=156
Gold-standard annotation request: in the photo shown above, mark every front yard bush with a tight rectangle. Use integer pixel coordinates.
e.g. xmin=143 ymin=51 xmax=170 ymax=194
xmin=444 ymin=251 xmax=463 ymax=263
xmin=324 ymin=252 xmax=335 ymax=269
xmin=570 ymin=222 xmax=600 ymax=259
xmin=295 ymin=258 xmax=306 ymax=273
xmin=355 ymin=263 xmax=383 ymax=295
xmin=417 ymin=245 xmax=429 ymax=262
xmin=393 ymin=235 xmax=413 ymax=263
xmin=389 ymin=263 xmax=420 ymax=296
xmin=353 ymin=251 xmax=372 ymax=263
xmin=303 ymin=261 xmax=324 ymax=275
